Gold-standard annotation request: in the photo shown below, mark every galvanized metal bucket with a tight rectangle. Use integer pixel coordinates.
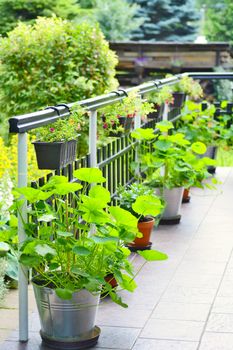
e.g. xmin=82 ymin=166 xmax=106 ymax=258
xmin=158 ymin=187 xmax=184 ymax=218
xmin=33 ymin=282 xmax=100 ymax=345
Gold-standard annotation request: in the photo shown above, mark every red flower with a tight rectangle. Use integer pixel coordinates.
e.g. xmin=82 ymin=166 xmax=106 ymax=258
xmin=50 ymin=128 xmax=55 ymax=132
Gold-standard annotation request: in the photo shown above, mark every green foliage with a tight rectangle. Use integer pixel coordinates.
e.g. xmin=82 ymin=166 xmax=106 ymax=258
xmin=116 ymin=183 xmax=163 ymax=220
xmin=0 ymin=0 xmax=80 ymax=35
xmin=0 ymin=259 xmax=8 ymax=305
xmin=131 ymin=123 xmax=213 ymax=190
xmin=0 ymin=17 xmax=118 ymax=125
xmin=130 ymin=0 xmax=199 ymax=41
xmin=16 ymin=168 xmax=167 ymax=304
xmin=203 ymin=0 xmax=232 ymax=42
xmin=94 ymin=0 xmax=144 ymax=40
xmin=34 ymin=106 xmax=86 ymax=142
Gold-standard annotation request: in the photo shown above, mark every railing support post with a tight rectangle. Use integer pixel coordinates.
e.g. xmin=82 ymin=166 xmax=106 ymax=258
xmin=18 ymin=132 xmax=28 ymax=342
xmin=162 ymin=102 xmax=169 ymax=121
xmin=89 ymin=110 xmax=97 ymax=168
xmin=134 ymin=101 xmax=141 ymax=177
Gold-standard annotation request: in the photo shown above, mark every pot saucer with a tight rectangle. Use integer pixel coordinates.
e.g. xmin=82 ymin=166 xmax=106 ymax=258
xmin=182 ymin=196 xmax=191 ymax=203
xmin=40 ymin=326 xmax=101 ymax=350
xmin=126 ymin=241 xmax=152 ymax=252
xmin=159 ymin=215 xmax=181 ymax=225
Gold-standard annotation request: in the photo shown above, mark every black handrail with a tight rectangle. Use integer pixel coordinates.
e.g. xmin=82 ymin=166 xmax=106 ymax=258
xmin=8 ymin=72 xmax=233 ymax=134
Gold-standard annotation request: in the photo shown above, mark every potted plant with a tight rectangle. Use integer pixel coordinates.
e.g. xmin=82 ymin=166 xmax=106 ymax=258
xmin=147 ymin=85 xmax=174 ymax=120
xmin=171 ymin=75 xmax=203 ymax=107
xmin=131 ymin=122 xmax=215 ymax=224
xmin=177 ymin=101 xmax=228 ymax=174
xmin=32 ymin=105 xmax=85 ymax=170
xmin=100 ymin=91 xmax=154 ymax=137
xmin=116 ymin=183 xmax=163 ymax=250
xmin=15 ymin=167 xmax=167 ymax=349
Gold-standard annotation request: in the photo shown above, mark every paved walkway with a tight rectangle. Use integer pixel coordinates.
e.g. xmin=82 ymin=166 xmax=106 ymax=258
xmin=1 ymin=167 xmax=233 ymax=350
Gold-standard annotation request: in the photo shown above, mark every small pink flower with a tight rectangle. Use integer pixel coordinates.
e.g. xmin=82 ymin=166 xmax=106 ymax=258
xmin=103 ymin=123 xmax=108 ymax=129
xmin=50 ymin=128 xmax=55 ymax=132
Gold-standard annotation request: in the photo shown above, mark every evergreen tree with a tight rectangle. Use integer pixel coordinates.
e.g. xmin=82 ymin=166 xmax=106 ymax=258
xmin=130 ymin=0 xmax=199 ymax=42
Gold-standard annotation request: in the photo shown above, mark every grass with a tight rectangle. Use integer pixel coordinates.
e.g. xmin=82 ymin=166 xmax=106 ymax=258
xmin=216 ymin=146 xmax=233 ymax=166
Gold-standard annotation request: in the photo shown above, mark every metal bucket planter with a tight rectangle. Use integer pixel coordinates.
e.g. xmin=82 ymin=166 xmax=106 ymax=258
xmin=33 ymin=282 xmax=101 ymax=349
xmin=33 ymin=139 xmax=77 ymax=170
xmin=199 ymin=145 xmax=217 ymax=174
xmin=157 ymin=187 xmax=184 ymax=224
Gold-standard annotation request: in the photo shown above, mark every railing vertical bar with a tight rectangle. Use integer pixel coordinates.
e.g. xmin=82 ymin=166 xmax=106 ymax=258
xmin=18 ymin=132 xmax=28 ymax=342
xmin=121 ymin=137 xmax=125 ymax=185
xmin=89 ymin=110 xmax=97 ymax=168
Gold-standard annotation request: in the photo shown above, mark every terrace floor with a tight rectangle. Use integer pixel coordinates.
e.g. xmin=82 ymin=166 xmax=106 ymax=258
xmin=1 ymin=167 xmax=233 ymax=350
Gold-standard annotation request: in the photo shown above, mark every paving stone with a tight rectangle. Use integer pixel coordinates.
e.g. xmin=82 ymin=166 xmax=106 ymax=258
xmin=161 ymin=285 xmax=216 ymax=304
xmin=96 ymin=326 xmax=141 ymax=349
xmin=133 ymin=338 xmax=198 ymax=350
xmin=0 ymin=309 xmax=19 ymax=330
xmin=199 ymin=332 xmax=233 ymax=350
xmin=140 ymin=319 xmax=204 ymax=341
xmin=171 ymin=272 xmax=221 ymax=289
xmin=176 ymin=261 xmax=226 ymax=276
xmin=206 ymin=313 xmax=233 ymax=332
xmin=151 ymin=302 xmax=210 ymax=321
xmin=217 ymin=279 xmax=233 ymax=297
xmin=212 ymin=296 xmax=233 ymax=314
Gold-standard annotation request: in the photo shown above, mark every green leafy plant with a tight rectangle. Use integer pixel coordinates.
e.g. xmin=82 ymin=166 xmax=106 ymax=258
xmin=33 ymin=105 xmax=86 ymax=142
xmin=177 ymin=101 xmax=229 ymax=146
xmin=131 ymin=121 xmax=216 ymax=191
xmin=100 ymin=91 xmax=154 ymax=136
xmin=147 ymin=85 xmax=174 ymax=106
xmin=0 ymin=17 xmax=118 ymax=138
xmin=15 ymin=168 xmax=167 ymax=306
xmin=116 ymin=183 xmax=163 ymax=221
xmin=172 ymin=75 xmax=203 ymax=100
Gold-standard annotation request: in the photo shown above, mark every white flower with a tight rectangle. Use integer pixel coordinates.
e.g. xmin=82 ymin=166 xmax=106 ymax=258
xmin=0 ymin=172 xmax=13 ymax=222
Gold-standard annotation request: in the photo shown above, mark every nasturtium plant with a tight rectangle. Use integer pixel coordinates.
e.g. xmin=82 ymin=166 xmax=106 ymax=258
xmin=16 ymin=167 xmax=168 ymax=305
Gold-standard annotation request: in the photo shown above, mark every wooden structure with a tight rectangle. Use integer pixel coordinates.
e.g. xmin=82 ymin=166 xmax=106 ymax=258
xmin=109 ymin=41 xmax=232 ymax=85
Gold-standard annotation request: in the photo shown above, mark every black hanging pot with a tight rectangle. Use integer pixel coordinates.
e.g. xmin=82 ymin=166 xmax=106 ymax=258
xmin=172 ymin=92 xmax=186 ymax=108
xmin=33 ymin=139 xmax=77 ymax=170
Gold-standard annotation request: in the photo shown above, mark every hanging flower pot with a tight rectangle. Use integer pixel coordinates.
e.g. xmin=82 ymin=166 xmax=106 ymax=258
xmin=172 ymin=92 xmax=186 ymax=108
xmin=33 ymin=139 xmax=77 ymax=170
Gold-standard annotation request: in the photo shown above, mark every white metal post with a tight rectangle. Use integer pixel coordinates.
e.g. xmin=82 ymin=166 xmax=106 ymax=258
xmin=162 ymin=102 xmax=169 ymax=121
xmin=134 ymin=100 xmax=141 ymax=177
xmin=89 ymin=110 xmax=97 ymax=168
xmin=18 ymin=133 xmax=28 ymax=341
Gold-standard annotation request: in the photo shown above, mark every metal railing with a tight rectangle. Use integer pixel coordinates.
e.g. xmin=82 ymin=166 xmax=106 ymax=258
xmin=8 ymin=71 xmax=233 ymax=341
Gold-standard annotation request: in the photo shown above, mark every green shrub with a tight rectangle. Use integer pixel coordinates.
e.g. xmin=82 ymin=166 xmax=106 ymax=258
xmin=0 ymin=17 xmax=118 ymax=127
xmin=0 ymin=259 xmax=7 ymax=306
xmin=0 ymin=0 xmax=80 ymax=35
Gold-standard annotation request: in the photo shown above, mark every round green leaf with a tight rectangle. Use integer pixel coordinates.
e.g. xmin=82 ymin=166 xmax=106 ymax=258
xmin=55 ymin=288 xmax=73 ymax=300
xmin=73 ymin=168 xmax=106 ymax=183
xmin=191 ymin=142 xmax=207 ymax=155
xmin=138 ymin=250 xmax=168 ymax=261
xmin=132 ymin=195 xmax=162 ymax=217
xmin=89 ymin=185 xmax=111 ymax=203
xmin=72 ymin=246 xmax=91 ymax=256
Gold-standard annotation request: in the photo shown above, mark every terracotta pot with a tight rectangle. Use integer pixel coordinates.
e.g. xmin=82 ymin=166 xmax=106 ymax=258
xmin=133 ymin=218 xmax=155 ymax=248
xmin=104 ymin=274 xmax=118 ymax=289
xmin=182 ymin=188 xmax=191 ymax=203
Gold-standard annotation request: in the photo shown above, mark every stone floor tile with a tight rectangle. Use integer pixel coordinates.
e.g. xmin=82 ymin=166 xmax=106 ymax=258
xmin=133 ymin=338 xmax=198 ymax=350
xmin=212 ymin=296 xmax=233 ymax=314
xmin=199 ymin=332 xmax=233 ymax=350
xmin=151 ymin=302 xmax=210 ymax=321
xmin=96 ymin=326 xmax=141 ymax=349
xmin=140 ymin=319 xmax=204 ymax=341
xmin=0 ymin=309 xmax=19 ymax=330
xmin=0 ymin=330 xmax=12 ymax=343
xmin=206 ymin=313 xmax=233 ymax=332
xmin=97 ymin=303 xmax=152 ymax=328
xmin=171 ymin=272 xmax=221 ymax=289
xmin=217 ymin=279 xmax=233 ymax=298
xmin=161 ymin=285 xmax=216 ymax=304
xmin=176 ymin=261 xmax=226 ymax=276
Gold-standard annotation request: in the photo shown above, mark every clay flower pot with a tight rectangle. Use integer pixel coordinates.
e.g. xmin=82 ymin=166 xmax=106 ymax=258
xmin=128 ymin=217 xmax=155 ymax=251
xmin=182 ymin=188 xmax=191 ymax=203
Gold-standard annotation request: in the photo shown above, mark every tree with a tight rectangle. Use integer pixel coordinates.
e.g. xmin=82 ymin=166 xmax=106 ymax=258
xmin=203 ymin=0 xmax=232 ymax=42
xmin=0 ymin=0 xmax=80 ymax=35
xmin=94 ymin=0 xmax=144 ymax=41
xmin=0 ymin=17 xmax=118 ymax=124
xmin=130 ymin=0 xmax=199 ymax=42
